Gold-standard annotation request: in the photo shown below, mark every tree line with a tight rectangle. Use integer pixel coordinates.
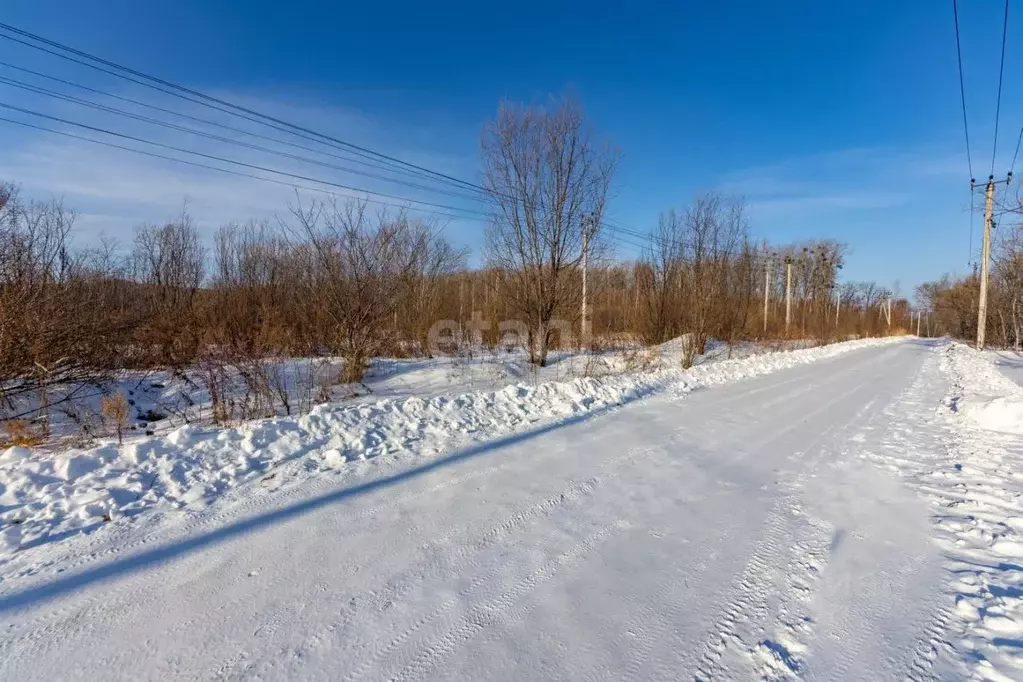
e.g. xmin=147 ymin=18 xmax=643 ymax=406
xmin=0 ymin=95 xmax=907 ymax=437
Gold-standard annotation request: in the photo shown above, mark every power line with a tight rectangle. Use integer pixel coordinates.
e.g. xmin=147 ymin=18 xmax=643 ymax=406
xmin=0 ymin=106 xmax=672 ymax=257
xmin=0 ymin=101 xmax=492 ymax=218
xmin=0 ymin=108 xmax=810 ymax=264
xmin=1011 ymin=126 xmax=1023 ymax=177
xmin=0 ymin=22 xmax=490 ymax=196
xmin=953 ymin=0 xmax=975 ymax=180
xmin=991 ymin=0 xmax=1010 ymax=175
xmin=0 ymin=59 xmax=478 ymax=190
xmin=0 ymin=74 xmax=488 ymax=203
xmin=0 ymin=115 xmax=483 ymax=222
xmin=0 ymin=89 xmax=669 ymax=255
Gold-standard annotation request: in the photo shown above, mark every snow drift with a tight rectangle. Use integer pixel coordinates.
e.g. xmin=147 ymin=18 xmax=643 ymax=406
xmin=943 ymin=343 xmax=1023 ymax=434
xmin=959 ymin=396 xmax=1023 ymax=434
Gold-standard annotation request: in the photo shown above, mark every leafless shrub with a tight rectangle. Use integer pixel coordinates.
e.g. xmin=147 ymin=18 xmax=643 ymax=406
xmin=101 ymin=392 xmax=130 ymax=444
xmin=1 ymin=419 xmax=44 ymax=447
xmin=284 ymin=197 xmax=430 ymax=383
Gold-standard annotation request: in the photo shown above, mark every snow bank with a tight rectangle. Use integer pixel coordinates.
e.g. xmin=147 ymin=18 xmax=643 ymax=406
xmin=934 ymin=342 xmax=1023 ymax=677
xmin=959 ymin=396 xmax=1023 ymax=434
xmin=942 ymin=343 xmax=1023 ymax=434
xmin=0 ymin=336 xmax=904 ymax=555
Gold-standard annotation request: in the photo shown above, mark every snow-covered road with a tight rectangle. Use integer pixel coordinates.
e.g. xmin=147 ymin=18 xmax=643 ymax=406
xmin=0 ymin=339 xmax=1015 ymax=680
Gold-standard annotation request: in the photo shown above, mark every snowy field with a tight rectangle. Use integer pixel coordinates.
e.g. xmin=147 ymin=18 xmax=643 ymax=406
xmin=1 ymin=336 xmax=1023 ymax=680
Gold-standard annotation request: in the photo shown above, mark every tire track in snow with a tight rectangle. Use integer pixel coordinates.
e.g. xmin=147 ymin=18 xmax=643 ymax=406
xmin=903 ymin=607 xmax=956 ymax=682
xmin=746 ymin=396 xmax=897 ymax=681
xmin=0 ymin=456 xmax=527 ymax=665
xmin=3 ymin=374 xmax=689 ymax=660
xmin=612 ymin=404 xmax=871 ymax=680
xmin=380 ymin=520 xmax=630 ymax=682
xmin=208 ymin=424 xmax=691 ymax=680
xmin=692 ymin=379 xmax=893 ymax=680
xmin=749 ymin=524 xmax=833 ymax=680
xmin=693 ymin=497 xmax=801 ymax=680
xmin=0 ymin=371 xmax=748 ymax=663
xmin=359 ymin=353 xmax=890 ymax=682
xmin=77 ymin=470 xmax=610 ymax=675
xmin=797 ymin=352 xmax=956 ymax=681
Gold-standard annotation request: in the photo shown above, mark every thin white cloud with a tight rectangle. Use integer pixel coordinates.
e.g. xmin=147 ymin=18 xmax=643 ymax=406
xmin=716 ymin=146 xmax=962 ymax=224
xmin=0 ymin=89 xmax=485 ymax=247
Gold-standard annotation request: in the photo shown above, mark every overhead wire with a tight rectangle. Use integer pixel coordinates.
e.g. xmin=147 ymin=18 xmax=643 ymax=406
xmin=1012 ymin=126 xmax=1023 ymax=177
xmin=953 ymin=0 xmax=975 ymax=181
xmin=991 ymin=0 xmax=1010 ymax=175
xmin=0 ymin=74 xmax=487 ymax=202
xmin=0 ymin=115 xmax=482 ymax=222
xmin=0 ymin=59 xmax=479 ymax=189
xmin=0 ymin=22 xmax=490 ymax=196
xmin=0 ymin=22 xmax=788 ymax=264
xmin=0 ymin=101 xmax=492 ymax=218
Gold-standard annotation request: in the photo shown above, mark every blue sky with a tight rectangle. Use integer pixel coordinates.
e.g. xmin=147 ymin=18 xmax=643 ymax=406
xmin=1 ymin=0 xmax=1020 ymax=293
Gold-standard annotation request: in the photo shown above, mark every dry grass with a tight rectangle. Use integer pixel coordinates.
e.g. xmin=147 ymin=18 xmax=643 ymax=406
xmin=1 ymin=419 xmax=46 ymax=448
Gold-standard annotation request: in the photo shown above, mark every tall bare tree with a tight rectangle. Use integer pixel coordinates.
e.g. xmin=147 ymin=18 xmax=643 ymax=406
xmin=482 ymin=95 xmax=617 ymax=366
xmin=678 ymin=193 xmax=749 ymax=365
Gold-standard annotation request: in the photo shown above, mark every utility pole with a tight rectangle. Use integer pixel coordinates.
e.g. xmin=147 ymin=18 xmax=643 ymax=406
xmin=785 ymin=256 xmax=793 ymax=333
xmin=972 ymin=172 xmax=1012 ymax=349
xmin=763 ymin=254 xmax=772 ymax=334
xmin=580 ymin=214 xmax=593 ymax=348
xmin=977 ymin=177 xmax=994 ymax=350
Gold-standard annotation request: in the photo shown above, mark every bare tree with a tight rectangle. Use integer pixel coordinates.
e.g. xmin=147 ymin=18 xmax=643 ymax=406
xmin=637 ymin=210 xmax=684 ymax=344
xmin=132 ymin=214 xmax=205 ymax=366
xmin=399 ymin=223 xmax=467 ymax=356
xmin=0 ymin=184 xmax=130 ymax=429
xmin=993 ymin=227 xmax=1023 ymax=349
xmin=286 ymin=197 xmax=422 ymax=383
xmin=678 ymin=193 xmax=749 ymax=365
xmin=482 ymin=95 xmax=617 ymax=366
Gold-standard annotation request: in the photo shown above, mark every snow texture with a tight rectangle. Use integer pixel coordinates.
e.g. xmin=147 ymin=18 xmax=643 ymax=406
xmin=0 ymin=336 xmax=900 ymax=558
xmin=3 ymin=337 xmax=1022 ymax=681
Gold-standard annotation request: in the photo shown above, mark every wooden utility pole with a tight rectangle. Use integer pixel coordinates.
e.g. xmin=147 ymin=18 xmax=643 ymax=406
xmin=580 ymin=214 xmax=593 ymax=348
xmin=972 ymin=173 xmax=1012 ymax=349
xmin=785 ymin=257 xmax=793 ymax=333
xmin=977 ymin=177 xmax=995 ymax=350
xmin=763 ymin=255 xmax=772 ymax=334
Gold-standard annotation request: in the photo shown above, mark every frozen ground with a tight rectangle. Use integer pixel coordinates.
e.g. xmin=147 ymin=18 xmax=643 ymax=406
xmin=0 ymin=337 xmax=1022 ymax=680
